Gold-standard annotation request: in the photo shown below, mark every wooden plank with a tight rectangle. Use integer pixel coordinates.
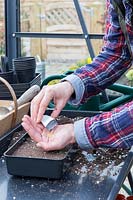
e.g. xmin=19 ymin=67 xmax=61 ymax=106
xmin=47 ymin=53 xmax=88 ymax=60
xmin=47 ymin=39 xmax=86 ymax=46
xmin=47 ymin=46 xmax=88 ymax=54
xmin=46 ymin=24 xmax=82 ymax=32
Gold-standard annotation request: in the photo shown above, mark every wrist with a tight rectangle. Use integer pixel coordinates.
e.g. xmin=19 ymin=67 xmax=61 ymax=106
xmin=62 ymin=81 xmax=74 ymax=96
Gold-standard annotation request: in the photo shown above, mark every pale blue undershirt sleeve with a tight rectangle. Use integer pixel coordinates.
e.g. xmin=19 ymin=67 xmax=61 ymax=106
xmin=74 ymin=118 xmax=94 ymax=150
xmin=61 ymin=74 xmax=85 ymax=105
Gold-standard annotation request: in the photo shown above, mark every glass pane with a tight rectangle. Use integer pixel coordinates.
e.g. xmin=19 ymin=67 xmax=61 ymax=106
xmin=21 ymin=38 xmax=95 ymax=77
xmin=79 ymin=0 xmax=106 ymax=34
xmin=20 ymin=0 xmax=106 ymax=34
xmin=20 ymin=1 xmax=106 ymax=77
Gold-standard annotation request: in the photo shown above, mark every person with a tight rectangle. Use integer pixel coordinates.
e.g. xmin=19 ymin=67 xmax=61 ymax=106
xmin=22 ymin=0 xmax=133 ymax=151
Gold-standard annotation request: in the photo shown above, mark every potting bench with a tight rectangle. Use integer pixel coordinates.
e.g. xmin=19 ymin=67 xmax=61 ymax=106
xmin=0 ymin=132 xmax=132 ymax=200
xmin=0 ymin=109 xmax=132 ymax=200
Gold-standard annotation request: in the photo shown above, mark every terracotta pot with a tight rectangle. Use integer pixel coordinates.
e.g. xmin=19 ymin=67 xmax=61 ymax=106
xmin=127 ymin=196 xmax=133 ymax=200
xmin=116 ymin=194 xmax=126 ymax=200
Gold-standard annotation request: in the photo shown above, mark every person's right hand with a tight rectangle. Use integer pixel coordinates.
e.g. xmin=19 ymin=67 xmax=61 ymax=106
xmin=31 ymin=81 xmax=74 ymax=123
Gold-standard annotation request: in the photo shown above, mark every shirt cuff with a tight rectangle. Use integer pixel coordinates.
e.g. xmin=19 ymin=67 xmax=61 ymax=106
xmin=74 ymin=118 xmax=94 ymax=149
xmin=61 ymin=74 xmax=85 ymax=105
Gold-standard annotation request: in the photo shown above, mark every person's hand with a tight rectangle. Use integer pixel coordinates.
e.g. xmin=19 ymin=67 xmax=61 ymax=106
xmin=21 ymin=115 xmax=43 ymax=142
xmin=31 ymin=81 xmax=74 ymax=123
xmin=22 ymin=115 xmax=76 ymax=151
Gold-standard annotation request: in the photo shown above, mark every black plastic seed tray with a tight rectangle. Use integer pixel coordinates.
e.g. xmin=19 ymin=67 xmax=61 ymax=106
xmin=0 ymin=73 xmax=41 ymax=100
xmin=4 ymin=133 xmax=72 ymax=179
xmin=4 ymin=109 xmax=101 ymax=179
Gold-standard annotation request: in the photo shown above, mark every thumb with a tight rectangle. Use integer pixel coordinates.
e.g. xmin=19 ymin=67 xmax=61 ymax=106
xmin=51 ymin=107 xmax=61 ymax=118
xmin=37 ymin=141 xmax=57 ymax=151
xmin=51 ymin=101 xmax=67 ymax=118
xmin=36 ymin=142 xmax=49 ymax=151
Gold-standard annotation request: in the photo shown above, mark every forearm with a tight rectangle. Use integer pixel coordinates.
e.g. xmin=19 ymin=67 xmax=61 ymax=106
xmin=74 ymin=100 xmax=133 ymax=149
xmin=65 ymin=48 xmax=132 ymax=105
xmin=63 ymin=0 xmax=132 ymax=105
xmin=74 ymin=49 xmax=132 ymax=103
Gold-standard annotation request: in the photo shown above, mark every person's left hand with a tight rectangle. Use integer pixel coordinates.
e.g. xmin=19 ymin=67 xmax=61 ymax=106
xmin=21 ymin=115 xmax=43 ymax=143
xmin=22 ymin=115 xmax=76 ymax=151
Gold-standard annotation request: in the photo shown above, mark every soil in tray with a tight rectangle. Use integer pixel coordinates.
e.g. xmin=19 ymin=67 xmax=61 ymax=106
xmin=12 ymin=137 xmax=70 ymax=160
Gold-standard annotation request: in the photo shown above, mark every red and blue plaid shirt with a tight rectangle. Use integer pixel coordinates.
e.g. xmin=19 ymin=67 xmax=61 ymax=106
xmin=65 ymin=0 xmax=133 ymax=148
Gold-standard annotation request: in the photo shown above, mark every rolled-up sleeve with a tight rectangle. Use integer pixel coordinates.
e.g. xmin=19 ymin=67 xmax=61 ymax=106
xmin=74 ymin=118 xmax=94 ymax=149
xmin=62 ymin=74 xmax=85 ymax=105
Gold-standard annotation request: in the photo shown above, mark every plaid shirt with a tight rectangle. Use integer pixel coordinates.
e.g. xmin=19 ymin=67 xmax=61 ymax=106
xmin=64 ymin=0 xmax=133 ymax=148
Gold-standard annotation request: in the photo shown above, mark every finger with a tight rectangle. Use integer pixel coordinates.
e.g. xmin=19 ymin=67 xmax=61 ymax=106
xmin=36 ymin=89 xmax=54 ymax=123
xmin=51 ymin=105 xmax=63 ymax=118
xmin=37 ymin=123 xmax=44 ymax=131
xmin=22 ymin=114 xmax=30 ymax=121
xmin=51 ymin=99 xmax=67 ymax=118
xmin=30 ymin=89 xmax=45 ymax=122
xmin=22 ymin=115 xmax=33 ymax=123
xmin=22 ymin=115 xmax=42 ymax=134
xmin=21 ymin=122 xmax=42 ymax=143
xmin=41 ymin=126 xmax=49 ymax=135
xmin=36 ymin=140 xmax=64 ymax=151
xmin=22 ymin=115 xmax=32 ymax=127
